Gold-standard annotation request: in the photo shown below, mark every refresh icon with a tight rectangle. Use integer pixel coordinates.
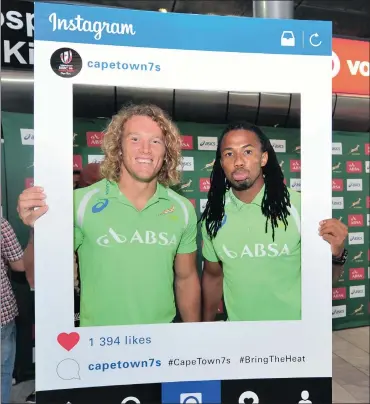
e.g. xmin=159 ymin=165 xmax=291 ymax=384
xmin=309 ymin=33 xmax=322 ymax=47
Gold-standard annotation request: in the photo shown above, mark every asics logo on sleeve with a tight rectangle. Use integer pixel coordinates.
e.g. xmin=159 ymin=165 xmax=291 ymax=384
xmin=96 ymin=228 xmax=177 ymax=247
xmin=92 ymin=199 xmax=109 ymax=213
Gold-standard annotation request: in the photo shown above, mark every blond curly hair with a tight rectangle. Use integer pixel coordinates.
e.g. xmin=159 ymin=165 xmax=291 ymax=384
xmin=100 ymin=104 xmax=182 ymax=187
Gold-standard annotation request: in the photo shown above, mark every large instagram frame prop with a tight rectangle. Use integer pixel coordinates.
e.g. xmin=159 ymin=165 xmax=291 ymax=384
xmin=34 ymin=2 xmax=333 ymax=392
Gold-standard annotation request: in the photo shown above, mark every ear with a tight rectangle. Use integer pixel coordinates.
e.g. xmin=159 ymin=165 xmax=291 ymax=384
xmin=261 ymin=151 xmax=268 ymax=167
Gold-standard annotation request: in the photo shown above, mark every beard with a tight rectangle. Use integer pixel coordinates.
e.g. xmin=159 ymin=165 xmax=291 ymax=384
xmin=229 ymin=177 xmax=254 ymax=191
xmin=231 ymin=181 xmax=249 ymax=191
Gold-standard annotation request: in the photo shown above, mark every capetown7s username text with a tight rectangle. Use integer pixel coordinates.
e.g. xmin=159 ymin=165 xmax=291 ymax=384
xmin=88 ymin=358 xmax=161 ymax=372
xmin=87 ymin=60 xmax=161 ymax=72
xmin=88 ymin=356 xmax=231 ymax=373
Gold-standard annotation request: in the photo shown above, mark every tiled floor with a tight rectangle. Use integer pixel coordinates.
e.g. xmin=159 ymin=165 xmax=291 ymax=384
xmin=10 ymin=327 xmax=370 ymax=403
xmin=332 ymin=326 xmax=369 ymax=403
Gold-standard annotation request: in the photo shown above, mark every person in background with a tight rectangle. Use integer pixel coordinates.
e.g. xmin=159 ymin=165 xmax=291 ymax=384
xmin=23 ymin=163 xmax=103 ymax=404
xmin=18 ymin=104 xmax=201 ymax=329
xmin=200 ymin=122 xmax=348 ymax=322
xmin=1 ymin=218 xmax=26 ymax=404
xmin=77 ymin=162 xmax=102 ymax=188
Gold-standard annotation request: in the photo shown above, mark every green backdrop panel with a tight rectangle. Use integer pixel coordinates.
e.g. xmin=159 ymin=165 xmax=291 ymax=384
xmin=331 ymin=132 xmax=370 ymax=329
xmin=1 ymin=112 xmax=369 ymax=329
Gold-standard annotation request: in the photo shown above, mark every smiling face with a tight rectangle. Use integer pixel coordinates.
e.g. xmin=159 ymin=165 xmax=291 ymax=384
xmin=220 ymin=129 xmax=268 ymax=191
xmin=120 ymin=115 xmax=166 ymax=183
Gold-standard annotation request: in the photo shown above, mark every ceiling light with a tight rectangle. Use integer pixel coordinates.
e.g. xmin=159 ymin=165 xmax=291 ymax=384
xmin=159 ymin=8 xmax=167 ymax=13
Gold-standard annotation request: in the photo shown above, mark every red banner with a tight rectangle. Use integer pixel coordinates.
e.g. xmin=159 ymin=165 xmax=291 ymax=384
xmin=332 ymin=38 xmax=369 ymax=96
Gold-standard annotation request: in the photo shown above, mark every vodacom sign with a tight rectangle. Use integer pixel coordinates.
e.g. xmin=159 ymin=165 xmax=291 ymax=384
xmin=332 ymin=38 xmax=369 ymax=95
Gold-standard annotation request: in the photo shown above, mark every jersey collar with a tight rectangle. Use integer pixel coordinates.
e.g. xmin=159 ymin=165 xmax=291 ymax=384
xmin=228 ymin=184 xmax=265 ymax=210
xmin=104 ymin=179 xmax=170 ymax=204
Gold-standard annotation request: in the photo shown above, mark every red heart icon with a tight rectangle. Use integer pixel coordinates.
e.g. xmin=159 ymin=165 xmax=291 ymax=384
xmin=57 ymin=332 xmax=80 ymax=351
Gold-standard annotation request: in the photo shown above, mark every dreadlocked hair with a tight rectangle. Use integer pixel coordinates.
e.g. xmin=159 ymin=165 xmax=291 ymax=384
xmin=199 ymin=121 xmax=291 ymax=242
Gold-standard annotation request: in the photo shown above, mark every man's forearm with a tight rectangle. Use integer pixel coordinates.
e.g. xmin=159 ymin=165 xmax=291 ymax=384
xmin=202 ymin=272 xmax=223 ymax=322
xmin=332 ymin=263 xmax=344 ymax=285
xmin=175 ymin=273 xmax=201 ymax=322
xmin=9 ymin=259 xmax=25 ymax=272
xmin=24 ymin=229 xmax=35 ymax=289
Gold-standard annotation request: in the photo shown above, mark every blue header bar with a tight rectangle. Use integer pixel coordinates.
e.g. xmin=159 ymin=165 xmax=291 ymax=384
xmin=35 ymin=2 xmax=332 ymax=56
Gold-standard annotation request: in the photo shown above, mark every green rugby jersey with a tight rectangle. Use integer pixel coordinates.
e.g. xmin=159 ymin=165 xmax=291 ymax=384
xmin=202 ymin=186 xmax=301 ymax=321
xmin=74 ymin=179 xmax=197 ymax=326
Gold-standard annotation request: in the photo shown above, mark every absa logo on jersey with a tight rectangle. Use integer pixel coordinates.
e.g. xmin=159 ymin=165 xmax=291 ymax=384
xmin=220 ymin=243 xmax=290 ymax=259
xmin=96 ymin=228 xmax=177 ymax=247
xmin=92 ymin=199 xmax=109 ymax=213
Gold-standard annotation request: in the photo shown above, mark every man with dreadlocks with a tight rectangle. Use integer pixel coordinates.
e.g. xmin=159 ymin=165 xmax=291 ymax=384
xmin=200 ymin=122 xmax=348 ymax=322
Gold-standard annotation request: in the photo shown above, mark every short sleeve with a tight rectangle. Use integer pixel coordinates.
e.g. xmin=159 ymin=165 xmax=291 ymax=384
xmin=176 ymin=202 xmax=198 ymax=254
xmin=1 ymin=218 xmax=23 ymax=262
xmin=201 ymin=221 xmax=219 ymax=263
xmin=288 ymin=188 xmax=301 ymax=233
xmin=290 ymin=189 xmax=301 ymax=216
xmin=73 ymin=189 xmax=84 ymax=251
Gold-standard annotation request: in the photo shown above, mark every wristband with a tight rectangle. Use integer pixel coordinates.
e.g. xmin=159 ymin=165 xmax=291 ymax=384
xmin=332 ymin=248 xmax=348 ymax=266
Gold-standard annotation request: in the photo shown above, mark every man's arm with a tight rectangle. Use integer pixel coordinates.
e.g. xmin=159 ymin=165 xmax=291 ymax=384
xmin=332 ymin=263 xmax=344 ymax=285
xmin=173 ymin=201 xmax=201 ymax=322
xmin=23 ymin=229 xmax=80 ymax=290
xmin=174 ymin=252 xmax=201 ymax=322
xmin=8 ymin=259 xmax=25 ymax=272
xmin=21 ymin=188 xmax=84 ymax=290
xmin=202 ymin=259 xmax=223 ymax=322
xmin=23 ymin=229 xmax=35 ymax=288
xmin=200 ymin=221 xmax=224 ymax=322
xmin=319 ymin=219 xmax=348 ymax=286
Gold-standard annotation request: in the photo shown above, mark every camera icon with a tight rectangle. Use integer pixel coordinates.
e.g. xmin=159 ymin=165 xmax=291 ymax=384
xmin=180 ymin=392 xmax=202 ymax=403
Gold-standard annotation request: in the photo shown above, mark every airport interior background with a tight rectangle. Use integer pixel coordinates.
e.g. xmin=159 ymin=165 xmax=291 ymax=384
xmin=1 ymin=0 xmax=369 ymax=403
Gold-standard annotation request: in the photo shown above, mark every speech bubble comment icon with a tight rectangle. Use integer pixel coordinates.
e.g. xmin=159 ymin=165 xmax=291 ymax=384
xmin=56 ymin=359 xmax=81 ymax=381
xmin=121 ymin=397 xmax=140 ymax=404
